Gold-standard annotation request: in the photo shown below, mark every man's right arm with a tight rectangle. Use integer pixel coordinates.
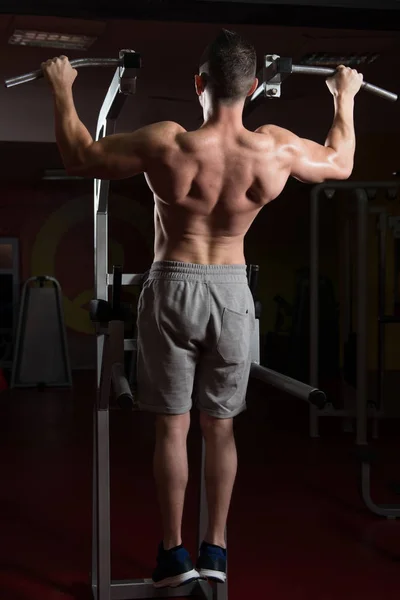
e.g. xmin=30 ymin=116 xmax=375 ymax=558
xmin=259 ymin=66 xmax=363 ymax=183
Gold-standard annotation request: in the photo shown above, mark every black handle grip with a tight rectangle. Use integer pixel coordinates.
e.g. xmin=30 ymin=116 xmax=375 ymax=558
xmin=309 ymin=389 xmax=327 ymax=409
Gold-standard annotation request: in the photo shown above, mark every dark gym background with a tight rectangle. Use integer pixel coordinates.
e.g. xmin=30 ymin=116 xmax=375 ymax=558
xmin=0 ymin=1 xmax=399 ymax=599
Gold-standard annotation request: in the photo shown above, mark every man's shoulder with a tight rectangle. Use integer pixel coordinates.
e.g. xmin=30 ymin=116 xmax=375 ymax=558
xmin=145 ymin=120 xmax=187 ymax=138
xmin=255 ymin=124 xmax=294 ymax=141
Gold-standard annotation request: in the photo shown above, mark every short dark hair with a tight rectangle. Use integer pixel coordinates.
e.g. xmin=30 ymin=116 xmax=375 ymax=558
xmin=199 ymin=29 xmax=257 ymax=103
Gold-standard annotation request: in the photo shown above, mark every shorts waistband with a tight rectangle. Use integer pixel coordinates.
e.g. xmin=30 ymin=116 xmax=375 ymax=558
xmin=149 ymin=261 xmax=249 ymax=283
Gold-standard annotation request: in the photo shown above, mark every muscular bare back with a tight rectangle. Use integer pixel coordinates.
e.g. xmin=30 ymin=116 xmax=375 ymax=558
xmin=44 ymin=56 xmax=360 ymax=267
xmin=144 ymin=123 xmax=291 ymax=265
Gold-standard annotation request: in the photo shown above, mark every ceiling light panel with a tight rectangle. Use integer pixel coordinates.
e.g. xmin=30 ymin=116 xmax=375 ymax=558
xmin=300 ymin=53 xmax=380 ymax=66
xmin=9 ymin=30 xmax=96 ymax=50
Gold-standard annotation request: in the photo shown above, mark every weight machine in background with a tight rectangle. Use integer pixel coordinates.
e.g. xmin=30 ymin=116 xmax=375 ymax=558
xmin=309 ymin=182 xmax=400 ymax=519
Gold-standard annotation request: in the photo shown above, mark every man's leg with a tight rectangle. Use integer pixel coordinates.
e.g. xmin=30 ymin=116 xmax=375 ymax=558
xmin=200 ymin=413 xmax=237 ymax=548
xmin=153 ymin=413 xmax=191 ymax=550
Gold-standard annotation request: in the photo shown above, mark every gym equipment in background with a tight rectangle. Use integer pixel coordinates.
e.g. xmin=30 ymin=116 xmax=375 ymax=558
xmin=0 ymin=238 xmax=19 ymax=372
xmin=11 ymin=276 xmax=72 ymax=388
xmin=309 ymin=181 xmax=400 ymax=519
xmin=287 ymin=268 xmax=340 ymax=386
xmin=263 ymin=294 xmax=292 ymax=375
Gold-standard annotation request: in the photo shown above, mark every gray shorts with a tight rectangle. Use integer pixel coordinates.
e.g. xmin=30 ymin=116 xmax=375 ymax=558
xmin=136 ymin=261 xmax=255 ymax=419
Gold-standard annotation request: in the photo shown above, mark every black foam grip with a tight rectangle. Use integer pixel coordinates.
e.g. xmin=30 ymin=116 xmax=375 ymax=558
xmin=255 ymin=300 xmax=262 ymax=319
xmin=249 ymin=264 xmax=260 ymax=297
xmin=112 ymin=265 xmax=123 ymax=315
xmin=117 ymin=393 xmax=135 ymax=410
xmin=309 ymin=389 xmax=327 ymax=409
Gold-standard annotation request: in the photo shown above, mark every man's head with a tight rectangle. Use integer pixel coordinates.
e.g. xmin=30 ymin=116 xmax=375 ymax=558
xmin=196 ymin=29 xmax=258 ymax=105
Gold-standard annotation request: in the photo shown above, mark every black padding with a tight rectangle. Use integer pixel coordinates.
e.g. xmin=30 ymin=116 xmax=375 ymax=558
xmin=249 ymin=264 xmax=260 ymax=297
xmin=118 ymin=302 xmax=132 ymax=322
xmin=117 ymin=393 xmax=135 ymax=410
xmin=121 ymin=52 xmax=142 ymax=69
xmin=89 ymin=299 xmax=112 ymax=323
xmin=309 ymin=389 xmax=327 ymax=409
xmin=112 ymin=265 xmax=123 ymax=314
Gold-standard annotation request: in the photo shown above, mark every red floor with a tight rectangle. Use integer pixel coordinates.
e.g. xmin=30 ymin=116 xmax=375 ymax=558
xmin=0 ymin=373 xmax=399 ymax=600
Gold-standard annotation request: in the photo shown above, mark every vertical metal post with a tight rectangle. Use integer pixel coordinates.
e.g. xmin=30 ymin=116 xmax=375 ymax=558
xmin=92 ymin=52 xmax=139 ymax=600
xmin=199 ymin=439 xmax=208 ymax=546
xmin=95 ymin=334 xmax=112 ymax=600
xmin=96 ymin=410 xmax=112 ymax=600
xmin=343 ymin=217 xmax=352 ymax=349
xmin=377 ymin=212 xmax=386 ymax=412
xmin=91 ymin=407 xmax=99 ymax=600
xmin=93 ymin=124 xmax=113 ymax=600
xmin=309 ymin=186 xmax=320 ymax=437
xmin=341 ymin=215 xmax=354 ymax=433
xmin=95 ymin=121 xmax=116 ymax=388
xmin=355 ymin=189 xmax=368 ymax=446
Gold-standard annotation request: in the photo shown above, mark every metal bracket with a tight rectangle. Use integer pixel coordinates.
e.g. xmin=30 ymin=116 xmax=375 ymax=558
xmin=118 ymin=49 xmax=141 ymax=95
xmin=263 ymin=55 xmax=292 ymax=98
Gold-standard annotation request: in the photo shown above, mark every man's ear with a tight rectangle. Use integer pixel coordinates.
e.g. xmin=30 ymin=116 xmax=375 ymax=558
xmin=195 ymin=73 xmax=206 ymax=96
xmin=247 ymin=78 xmax=259 ymax=97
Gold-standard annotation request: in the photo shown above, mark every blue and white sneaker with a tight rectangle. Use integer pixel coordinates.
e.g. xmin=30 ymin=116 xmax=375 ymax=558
xmin=152 ymin=543 xmax=200 ymax=588
xmin=196 ymin=542 xmax=227 ymax=583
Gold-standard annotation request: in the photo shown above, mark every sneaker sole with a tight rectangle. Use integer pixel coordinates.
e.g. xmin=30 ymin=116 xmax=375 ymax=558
xmin=197 ymin=568 xmax=227 ymax=583
xmin=153 ymin=569 xmax=200 ymax=589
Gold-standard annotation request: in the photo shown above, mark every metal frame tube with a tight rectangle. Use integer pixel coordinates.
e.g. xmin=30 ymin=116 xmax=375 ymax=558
xmin=361 ymin=463 xmax=400 ymax=518
xmin=5 ymin=58 xmax=120 ymax=88
xmin=355 ymin=189 xmax=369 ymax=446
xmin=309 ymin=186 xmax=320 ymax=436
xmin=92 ymin=57 xmax=131 ymax=600
xmin=340 ymin=213 xmax=354 ymax=432
xmin=377 ymin=212 xmax=387 ymax=412
xmin=343 ymin=216 xmax=352 ymax=345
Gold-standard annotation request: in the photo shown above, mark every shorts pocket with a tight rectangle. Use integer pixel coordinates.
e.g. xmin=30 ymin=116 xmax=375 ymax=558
xmin=216 ymin=307 xmax=251 ymax=363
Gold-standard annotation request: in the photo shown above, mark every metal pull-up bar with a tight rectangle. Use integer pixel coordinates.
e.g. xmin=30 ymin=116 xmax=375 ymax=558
xmin=250 ymin=55 xmax=398 ymax=104
xmin=293 ymin=64 xmax=397 ymax=102
xmin=4 ymin=50 xmax=142 ymax=89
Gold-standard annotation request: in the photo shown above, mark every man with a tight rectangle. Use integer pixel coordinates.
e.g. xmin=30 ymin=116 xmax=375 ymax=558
xmin=43 ymin=29 xmax=363 ymax=589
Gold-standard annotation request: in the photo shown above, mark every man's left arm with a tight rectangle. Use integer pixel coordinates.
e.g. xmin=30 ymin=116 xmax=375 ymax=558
xmin=44 ymin=56 xmax=178 ymax=180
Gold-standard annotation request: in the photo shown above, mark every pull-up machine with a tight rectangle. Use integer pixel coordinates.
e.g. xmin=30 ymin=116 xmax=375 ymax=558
xmin=6 ymin=51 xmax=328 ymax=600
xmin=88 ymin=53 xmax=326 ymax=600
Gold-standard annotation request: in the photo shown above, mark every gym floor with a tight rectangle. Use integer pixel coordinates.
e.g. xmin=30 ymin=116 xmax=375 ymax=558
xmin=0 ymin=373 xmax=399 ymax=600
